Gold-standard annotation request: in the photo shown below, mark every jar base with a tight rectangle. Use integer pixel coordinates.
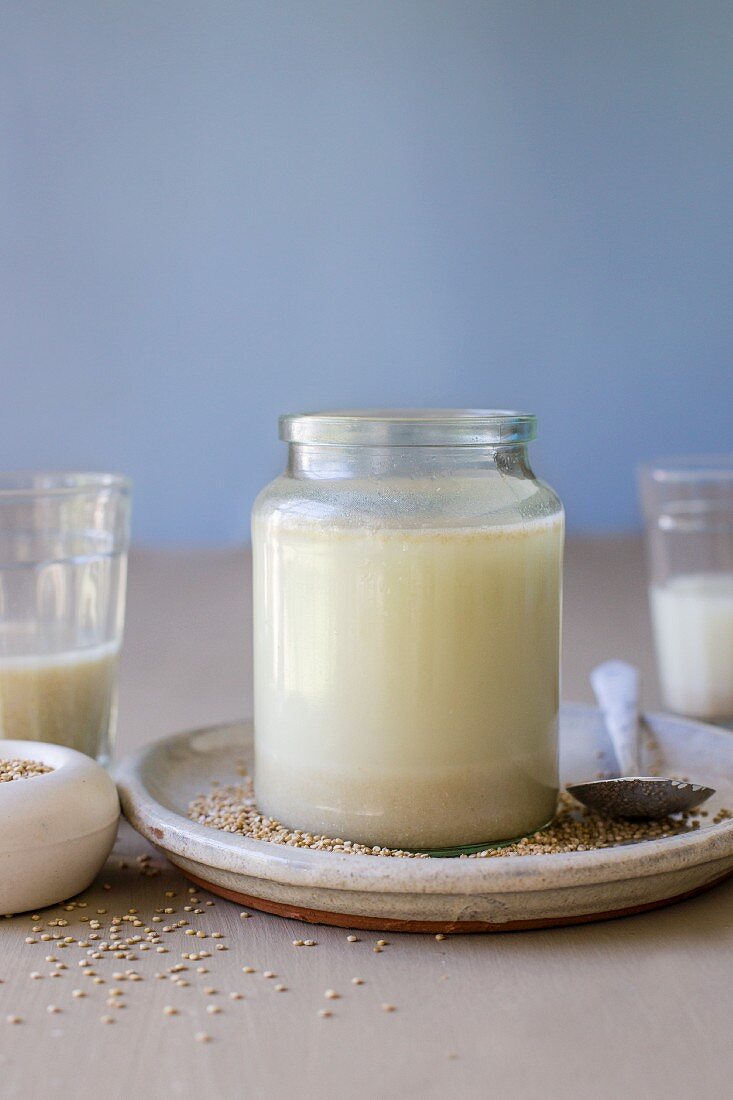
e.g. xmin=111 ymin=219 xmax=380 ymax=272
xmin=255 ymin=753 xmax=559 ymax=854
xmin=411 ymin=817 xmax=556 ymax=858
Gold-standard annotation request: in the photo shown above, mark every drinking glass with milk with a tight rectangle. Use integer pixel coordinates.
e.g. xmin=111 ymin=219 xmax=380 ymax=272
xmin=253 ymin=410 xmax=564 ymax=854
xmin=640 ymin=456 xmax=733 ymax=722
xmin=0 ymin=473 xmax=131 ymax=762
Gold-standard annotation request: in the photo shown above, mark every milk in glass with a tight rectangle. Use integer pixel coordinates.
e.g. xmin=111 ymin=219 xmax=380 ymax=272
xmin=651 ymin=573 xmax=733 ymax=718
xmin=0 ymin=643 xmax=119 ymax=757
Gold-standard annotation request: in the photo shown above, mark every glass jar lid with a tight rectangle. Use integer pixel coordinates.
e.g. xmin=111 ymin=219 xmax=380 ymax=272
xmin=279 ymin=409 xmax=536 ymax=447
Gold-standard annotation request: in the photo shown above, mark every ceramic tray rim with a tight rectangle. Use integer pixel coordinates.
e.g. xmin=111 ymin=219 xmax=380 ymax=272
xmin=115 ymin=704 xmax=733 ymax=896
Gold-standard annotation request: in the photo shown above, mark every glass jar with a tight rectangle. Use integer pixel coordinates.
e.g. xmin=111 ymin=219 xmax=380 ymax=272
xmin=252 ymin=410 xmax=564 ymax=853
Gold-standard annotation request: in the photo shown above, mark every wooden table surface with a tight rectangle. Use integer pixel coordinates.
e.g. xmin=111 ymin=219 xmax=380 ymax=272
xmin=2 ymin=538 xmax=731 ymax=1099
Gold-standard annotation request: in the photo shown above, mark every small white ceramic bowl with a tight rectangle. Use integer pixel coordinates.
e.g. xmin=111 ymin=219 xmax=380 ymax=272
xmin=0 ymin=740 xmax=120 ymax=914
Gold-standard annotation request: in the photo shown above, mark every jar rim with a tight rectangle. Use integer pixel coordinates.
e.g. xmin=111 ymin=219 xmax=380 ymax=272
xmin=279 ymin=409 xmax=537 ymax=447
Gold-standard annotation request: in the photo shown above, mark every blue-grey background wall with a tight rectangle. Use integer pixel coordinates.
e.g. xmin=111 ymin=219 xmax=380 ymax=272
xmin=2 ymin=1 xmax=731 ymax=543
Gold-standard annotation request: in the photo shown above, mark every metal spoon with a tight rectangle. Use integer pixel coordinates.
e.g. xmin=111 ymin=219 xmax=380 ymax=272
xmin=566 ymin=660 xmax=715 ymax=819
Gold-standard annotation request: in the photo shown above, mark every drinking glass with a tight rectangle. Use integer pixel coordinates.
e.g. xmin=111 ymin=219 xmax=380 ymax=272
xmin=639 ymin=456 xmax=733 ymax=722
xmin=0 ymin=473 xmax=131 ymax=762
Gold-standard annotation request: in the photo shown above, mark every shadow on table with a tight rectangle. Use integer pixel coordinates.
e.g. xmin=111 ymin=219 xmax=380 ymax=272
xmin=465 ymin=872 xmax=733 ymax=954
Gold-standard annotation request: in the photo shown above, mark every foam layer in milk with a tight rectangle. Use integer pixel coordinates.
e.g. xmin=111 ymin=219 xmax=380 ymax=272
xmin=651 ymin=572 xmax=733 ymax=718
xmin=0 ymin=643 xmax=119 ymax=758
xmin=254 ymin=513 xmax=563 ymax=849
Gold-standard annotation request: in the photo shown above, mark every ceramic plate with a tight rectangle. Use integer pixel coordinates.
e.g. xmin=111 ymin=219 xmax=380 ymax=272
xmin=115 ymin=705 xmax=733 ymax=932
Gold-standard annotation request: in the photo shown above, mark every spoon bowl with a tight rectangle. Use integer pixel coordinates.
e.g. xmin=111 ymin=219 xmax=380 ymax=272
xmin=566 ymin=776 xmax=715 ymax=820
xmin=568 ymin=661 xmax=716 ymax=820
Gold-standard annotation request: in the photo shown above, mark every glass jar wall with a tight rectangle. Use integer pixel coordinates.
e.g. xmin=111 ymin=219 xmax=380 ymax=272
xmin=252 ymin=410 xmax=564 ymax=853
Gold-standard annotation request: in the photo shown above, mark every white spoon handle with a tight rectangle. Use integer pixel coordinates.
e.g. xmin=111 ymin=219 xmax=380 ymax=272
xmin=590 ymin=660 xmax=641 ymax=778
